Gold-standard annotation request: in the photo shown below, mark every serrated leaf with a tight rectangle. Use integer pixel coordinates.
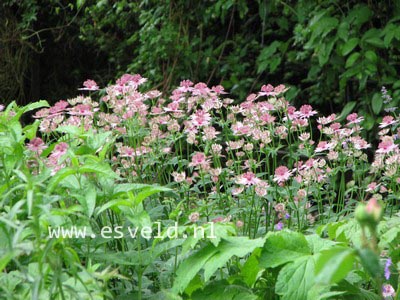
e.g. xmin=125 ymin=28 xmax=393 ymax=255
xmin=315 ymin=247 xmax=356 ymax=284
xmin=259 ymin=230 xmax=310 ymax=268
xmin=305 ymin=234 xmax=337 ymax=254
xmin=203 ymin=237 xmax=264 ymax=281
xmin=275 ymin=256 xmax=315 ymax=300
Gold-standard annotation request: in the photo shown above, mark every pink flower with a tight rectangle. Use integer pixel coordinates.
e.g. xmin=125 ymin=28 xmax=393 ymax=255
xmin=164 ymin=101 xmax=182 ymax=113
xmin=377 ymin=136 xmax=398 ymax=154
xmin=79 ymin=79 xmax=99 ymax=91
xmin=366 ymin=182 xmax=379 ymax=192
xmin=189 ymin=152 xmax=209 ymax=168
xmin=274 ymin=166 xmax=291 ymax=184
xmin=315 ymin=141 xmax=333 ymax=152
xmin=236 ymin=172 xmax=261 ymax=186
xmin=346 ymin=113 xmax=364 ymax=125
xmin=232 ymin=186 xmax=244 ymax=196
xmin=190 ymin=110 xmax=211 ymax=127
xmin=50 ymin=142 xmax=68 ymax=159
xmin=0 ymin=104 xmax=4 ymax=111
xmin=211 ymin=85 xmax=227 ymax=95
xmin=192 ymin=82 xmax=210 ymax=96
xmin=189 ymin=212 xmax=200 ymax=223
xmin=212 ymin=215 xmax=231 ymax=223
xmin=299 ymin=105 xmax=317 ymax=118
xmin=236 ymin=220 xmax=244 ymax=228
xmin=258 ymin=84 xmax=273 ymax=97
xmin=380 ymin=116 xmax=397 ymax=128
xmin=172 ymin=171 xmax=186 ymax=183
xmin=27 ymin=138 xmax=47 ymax=154
xmin=382 ymin=284 xmax=395 ymax=298
xmin=68 ymin=104 xmax=95 ymax=116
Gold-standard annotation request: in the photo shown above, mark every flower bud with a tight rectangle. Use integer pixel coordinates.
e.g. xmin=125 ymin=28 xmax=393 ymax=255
xmin=355 ymin=198 xmax=383 ymax=228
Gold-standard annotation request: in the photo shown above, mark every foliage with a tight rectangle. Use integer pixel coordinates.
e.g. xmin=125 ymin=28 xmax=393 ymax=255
xmin=1 ymin=74 xmax=400 ymax=298
xmin=2 ymin=0 xmax=400 ymax=123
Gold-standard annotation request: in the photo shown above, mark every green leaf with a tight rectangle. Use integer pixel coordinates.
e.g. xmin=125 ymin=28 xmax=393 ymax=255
xmin=0 ymin=252 xmax=15 ymax=272
xmin=305 ymin=234 xmax=337 ymax=254
xmin=96 ymin=199 xmax=132 ymax=215
xmin=371 ymin=92 xmax=383 ymax=114
xmin=337 ymin=101 xmax=356 ymax=122
xmin=172 ymin=243 xmax=217 ymax=294
xmin=259 ymin=230 xmax=310 ymax=268
xmin=79 ymin=161 xmax=118 ymax=178
xmin=345 ymin=52 xmax=360 ymax=68
xmin=84 ymin=185 xmax=96 ymax=218
xmin=357 ymin=248 xmax=381 ymax=278
xmin=202 ymin=237 xmax=264 ymax=281
xmin=365 ymin=50 xmax=377 ymax=63
xmin=47 ymin=168 xmax=77 ymax=193
xmin=315 ymin=247 xmax=356 ymax=284
xmin=275 ymin=256 xmax=315 ymax=300
xmin=240 ymin=248 xmax=261 ymax=287
xmin=342 ymin=38 xmax=359 ymax=56
xmin=133 ymin=185 xmax=171 ymax=205
xmin=191 ymin=280 xmax=257 ymax=300
xmin=76 ymin=0 xmax=85 ymax=9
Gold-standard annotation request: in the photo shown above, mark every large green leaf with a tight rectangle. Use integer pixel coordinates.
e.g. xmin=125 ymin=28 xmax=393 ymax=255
xmin=315 ymin=247 xmax=356 ymax=284
xmin=259 ymin=230 xmax=310 ymax=268
xmin=275 ymin=255 xmax=316 ymax=300
xmin=172 ymin=243 xmax=217 ymax=294
xmin=172 ymin=237 xmax=264 ymax=294
xmin=202 ymin=237 xmax=264 ymax=281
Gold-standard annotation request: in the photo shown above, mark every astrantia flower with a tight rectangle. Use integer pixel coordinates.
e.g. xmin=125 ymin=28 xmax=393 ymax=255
xmin=273 ymin=166 xmax=291 ymax=184
xmin=377 ymin=136 xmax=398 ymax=154
xmin=211 ymin=85 xmax=227 ymax=95
xmin=189 ymin=152 xmax=209 ymax=169
xmin=366 ymin=182 xmax=379 ymax=192
xmin=79 ymin=79 xmax=99 ymax=91
xmin=346 ymin=113 xmax=364 ymax=125
xmin=188 ymin=212 xmax=200 ymax=223
xmin=0 ymin=104 xmax=4 ymax=111
xmin=382 ymin=284 xmax=395 ymax=298
xmin=236 ymin=172 xmax=261 ymax=186
xmin=380 ymin=116 xmax=397 ymax=128
xmin=51 ymin=142 xmax=68 ymax=159
xmin=231 ymin=186 xmax=244 ymax=196
xmin=27 ymin=137 xmax=47 ymax=154
xmin=190 ymin=110 xmax=211 ymax=127
xmin=315 ymin=141 xmax=333 ymax=152
xmin=299 ymin=104 xmax=317 ymax=118
xmin=172 ymin=171 xmax=186 ymax=183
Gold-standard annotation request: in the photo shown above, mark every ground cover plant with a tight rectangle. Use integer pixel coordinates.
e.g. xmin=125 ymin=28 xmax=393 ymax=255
xmin=0 ymin=74 xmax=399 ymax=299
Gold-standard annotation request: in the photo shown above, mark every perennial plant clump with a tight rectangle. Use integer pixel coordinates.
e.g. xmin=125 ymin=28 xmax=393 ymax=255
xmin=0 ymin=74 xmax=399 ymax=299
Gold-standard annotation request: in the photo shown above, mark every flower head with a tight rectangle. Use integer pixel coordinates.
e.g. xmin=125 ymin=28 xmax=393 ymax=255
xmin=27 ymin=137 xmax=47 ymax=155
xmin=273 ymin=166 xmax=291 ymax=184
xmin=382 ymin=284 xmax=395 ymax=298
xmin=236 ymin=172 xmax=260 ymax=186
xmin=79 ymin=79 xmax=99 ymax=91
